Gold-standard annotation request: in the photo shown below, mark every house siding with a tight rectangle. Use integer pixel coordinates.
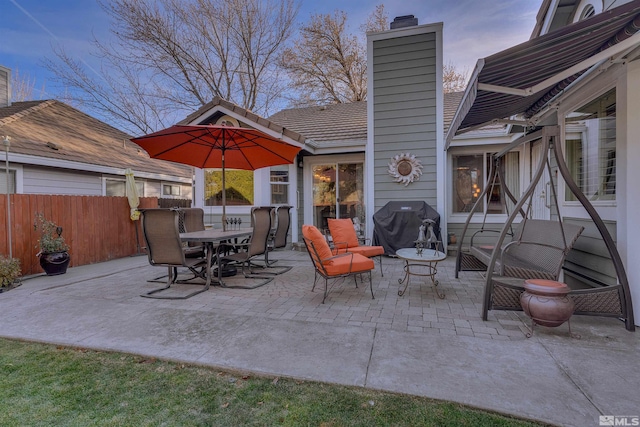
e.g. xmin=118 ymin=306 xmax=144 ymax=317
xmin=372 ymin=32 xmax=438 ymax=211
xmin=564 ymin=217 xmax=617 ymax=288
xmin=23 ymin=165 xmax=103 ymax=195
xmin=0 ymin=66 xmax=9 ymax=107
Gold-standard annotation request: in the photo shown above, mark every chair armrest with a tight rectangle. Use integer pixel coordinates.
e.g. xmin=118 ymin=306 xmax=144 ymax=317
xmin=332 ymin=241 xmax=349 ymax=254
xmin=321 ymin=252 xmax=355 ymax=273
xmin=359 ymin=237 xmax=371 ymax=245
xmin=321 ymin=251 xmax=354 ymax=264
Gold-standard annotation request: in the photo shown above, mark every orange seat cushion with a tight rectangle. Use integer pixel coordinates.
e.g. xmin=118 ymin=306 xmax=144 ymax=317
xmin=302 ymin=225 xmax=333 ymax=261
xmin=323 ymin=253 xmax=374 ymax=276
xmin=328 ymin=218 xmax=359 ymax=248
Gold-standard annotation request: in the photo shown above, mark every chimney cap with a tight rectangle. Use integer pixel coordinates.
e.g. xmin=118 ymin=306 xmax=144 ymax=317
xmin=390 ymin=15 xmax=418 ymax=29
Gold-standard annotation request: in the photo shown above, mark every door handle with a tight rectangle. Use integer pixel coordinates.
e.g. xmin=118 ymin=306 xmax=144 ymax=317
xmin=545 ymin=182 xmax=551 ymax=208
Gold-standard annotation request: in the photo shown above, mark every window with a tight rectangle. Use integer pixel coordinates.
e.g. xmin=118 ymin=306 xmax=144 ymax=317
xmin=204 ymin=169 xmax=254 ymax=206
xmin=452 ymin=152 xmax=520 ymax=214
xmin=579 ymin=4 xmax=595 ymax=20
xmin=565 ymin=88 xmax=616 ymax=202
xmin=163 ymin=184 xmax=181 ymax=196
xmin=106 ymin=179 xmax=144 ymax=197
xmin=270 ymin=166 xmax=289 ymax=205
xmin=106 ymin=179 xmax=125 ymax=197
xmin=0 ymin=170 xmax=16 ymax=194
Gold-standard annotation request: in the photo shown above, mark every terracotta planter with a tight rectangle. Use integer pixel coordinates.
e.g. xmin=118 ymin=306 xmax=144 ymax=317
xmin=38 ymin=251 xmax=71 ymax=276
xmin=520 ymin=279 xmax=574 ymax=327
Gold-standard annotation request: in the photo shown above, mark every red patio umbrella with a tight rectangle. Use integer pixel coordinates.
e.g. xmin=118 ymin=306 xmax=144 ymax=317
xmin=131 ymin=124 xmax=302 ymax=230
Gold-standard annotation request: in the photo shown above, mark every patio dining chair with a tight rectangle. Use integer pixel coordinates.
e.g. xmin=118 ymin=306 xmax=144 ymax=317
xmin=141 ymin=209 xmax=208 ymax=299
xmin=263 ymin=205 xmax=292 ymax=268
xmin=302 ymin=224 xmax=375 ymax=303
xmin=217 ymin=206 xmax=274 ymax=288
xmin=178 ymin=207 xmax=207 ymax=257
xmin=327 ymin=218 xmax=384 ymax=276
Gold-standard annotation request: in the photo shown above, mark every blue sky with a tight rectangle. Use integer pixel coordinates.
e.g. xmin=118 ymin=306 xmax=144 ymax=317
xmin=1 ymin=0 xmax=541 ymax=100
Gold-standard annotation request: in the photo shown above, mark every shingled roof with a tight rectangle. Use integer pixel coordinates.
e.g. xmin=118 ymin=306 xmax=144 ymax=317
xmin=268 ymin=102 xmax=367 ymax=144
xmin=0 ymin=100 xmax=192 ymax=178
xmin=267 ymin=92 xmax=465 ymax=144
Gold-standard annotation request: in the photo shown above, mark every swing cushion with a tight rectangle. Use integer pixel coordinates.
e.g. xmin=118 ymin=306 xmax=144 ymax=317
xmin=470 ymin=219 xmax=584 ymax=280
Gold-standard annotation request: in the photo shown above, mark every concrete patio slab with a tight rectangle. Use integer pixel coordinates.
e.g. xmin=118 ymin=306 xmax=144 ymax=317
xmin=1 ymin=249 xmax=637 ymax=427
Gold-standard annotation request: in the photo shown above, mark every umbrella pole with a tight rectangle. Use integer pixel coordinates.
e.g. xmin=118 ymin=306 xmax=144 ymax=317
xmin=222 ymin=152 xmax=226 ymax=231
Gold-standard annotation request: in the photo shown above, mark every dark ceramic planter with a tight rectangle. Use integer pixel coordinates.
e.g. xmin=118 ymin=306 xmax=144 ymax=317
xmin=520 ymin=279 xmax=574 ymax=327
xmin=39 ymin=251 xmax=71 ymax=276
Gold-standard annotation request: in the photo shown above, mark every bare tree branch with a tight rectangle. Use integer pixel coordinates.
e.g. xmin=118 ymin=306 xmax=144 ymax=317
xmin=45 ymin=0 xmax=299 ymax=135
xmin=443 ymin=61 xmax=469 ymax=93
xmin=281 ymin=11 xmax=368 ymax=106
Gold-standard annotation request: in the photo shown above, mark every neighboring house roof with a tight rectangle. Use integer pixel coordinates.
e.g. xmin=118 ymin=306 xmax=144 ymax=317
xmin=0 ymin=100 xmax=192 ymax=179
xmin=179 ymin=96 xmax=308 ymax=146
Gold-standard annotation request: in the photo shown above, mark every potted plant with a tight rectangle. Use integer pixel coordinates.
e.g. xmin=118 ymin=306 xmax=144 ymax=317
xmin=0 ymin=255 xmax=21 ymax=292
xmin=34 ymin=213 xmax=70 ymax=276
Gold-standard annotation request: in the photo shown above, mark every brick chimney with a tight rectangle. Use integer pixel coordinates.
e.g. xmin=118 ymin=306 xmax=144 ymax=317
xmin=390 ymin=15 xmax=418 ymax=29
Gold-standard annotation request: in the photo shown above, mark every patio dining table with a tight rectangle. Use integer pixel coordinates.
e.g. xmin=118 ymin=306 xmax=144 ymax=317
xmin=180 ymin=228 xmax=253 ymax=289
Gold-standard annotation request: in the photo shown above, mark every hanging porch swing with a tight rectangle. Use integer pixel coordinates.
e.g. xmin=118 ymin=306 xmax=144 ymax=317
xmin=455 ymin=126 xmax=635 ymax=331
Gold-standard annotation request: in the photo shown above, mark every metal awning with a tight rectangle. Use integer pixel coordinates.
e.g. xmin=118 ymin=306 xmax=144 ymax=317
xmin=446 ymin=0 xmax=640 ymax=147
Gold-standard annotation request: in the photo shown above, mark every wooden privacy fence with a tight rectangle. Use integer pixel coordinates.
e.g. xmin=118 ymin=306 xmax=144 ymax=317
xmin=0 ymin=195 xmax=158 ymax=276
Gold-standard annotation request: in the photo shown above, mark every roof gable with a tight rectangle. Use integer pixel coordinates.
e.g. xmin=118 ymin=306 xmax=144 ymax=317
xmin=178 ymin=96 xmax=307 ymax=146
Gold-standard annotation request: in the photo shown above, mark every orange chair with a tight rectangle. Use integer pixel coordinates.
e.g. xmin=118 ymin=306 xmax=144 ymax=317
xmin=327 ymin=218 xmax=384 ymax=277
xmin=302 ymin=225 xmax=375 ymax=303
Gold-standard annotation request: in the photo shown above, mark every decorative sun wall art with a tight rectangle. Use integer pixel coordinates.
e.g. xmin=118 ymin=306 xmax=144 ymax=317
xmin=388 ymin=152 xmax=423 ymax=186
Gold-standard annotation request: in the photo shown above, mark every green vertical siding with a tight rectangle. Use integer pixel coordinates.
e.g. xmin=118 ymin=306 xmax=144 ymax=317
xmin=372 ymin=32 xmax=438 ymax=211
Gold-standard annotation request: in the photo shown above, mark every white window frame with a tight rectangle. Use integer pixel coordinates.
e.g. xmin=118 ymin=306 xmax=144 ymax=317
xmin=269 ymin=166 xmax=289 ymax=206
xmin=162 ymin=183 xmax=182 ymax=197
xmin=572 ymin=0 xmax=601 ymax=23
xmin=558 ymin=84 xmax=618 ymax=222
xmin=0 ymin=163 xmax=23 ymax=194
xmin=448 ymin=145 xmax=524 ymax=224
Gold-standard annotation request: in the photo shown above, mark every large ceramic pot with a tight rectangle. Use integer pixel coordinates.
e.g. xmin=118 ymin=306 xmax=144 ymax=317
xmin=39 ymin=251 xmax=71 ymax=276
xmin=520 ymin=279 xmax=574 ymax=327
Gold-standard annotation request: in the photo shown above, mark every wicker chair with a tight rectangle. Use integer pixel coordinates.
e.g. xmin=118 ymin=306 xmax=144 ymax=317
xmin=141 ymin=209 xmax=208 ymax=299
xmin=302 ymin=225 xmax=375 ymax=303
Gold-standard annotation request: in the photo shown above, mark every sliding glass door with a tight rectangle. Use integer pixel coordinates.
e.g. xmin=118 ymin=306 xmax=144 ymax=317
xmin=312 ymin=162 xmax=364 ymax=231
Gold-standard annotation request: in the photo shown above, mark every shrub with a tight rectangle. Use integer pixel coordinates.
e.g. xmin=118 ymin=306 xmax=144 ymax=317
xmin=0 ymin=255 xmax=21 ymax=288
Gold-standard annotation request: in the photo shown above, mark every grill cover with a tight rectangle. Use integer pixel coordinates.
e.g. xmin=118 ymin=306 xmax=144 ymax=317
xmin=372 ymin=201 xmax=441 ymax=256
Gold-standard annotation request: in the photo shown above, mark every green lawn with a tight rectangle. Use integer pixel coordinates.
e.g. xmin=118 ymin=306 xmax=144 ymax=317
xmin=0 ymin=338 xmax=547 ymax=426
